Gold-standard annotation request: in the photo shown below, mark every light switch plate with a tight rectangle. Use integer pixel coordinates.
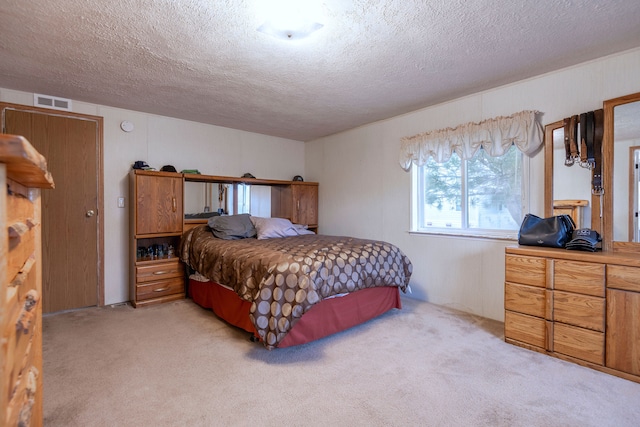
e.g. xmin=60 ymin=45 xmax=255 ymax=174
xmin=118 ymin=197 xmax=125 ymax=208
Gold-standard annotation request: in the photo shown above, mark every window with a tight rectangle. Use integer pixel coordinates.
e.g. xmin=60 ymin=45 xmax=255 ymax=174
xmin=413 ymin=144 xmax=527 ymax=237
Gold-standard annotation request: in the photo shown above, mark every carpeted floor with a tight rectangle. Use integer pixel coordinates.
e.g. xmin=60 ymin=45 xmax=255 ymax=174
xmin=42 ymin=297 xmax=640 ymax=426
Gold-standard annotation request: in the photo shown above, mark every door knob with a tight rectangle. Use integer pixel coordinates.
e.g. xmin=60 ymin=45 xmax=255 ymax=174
xmin=86 ymin=210 xmax=95 ymax=217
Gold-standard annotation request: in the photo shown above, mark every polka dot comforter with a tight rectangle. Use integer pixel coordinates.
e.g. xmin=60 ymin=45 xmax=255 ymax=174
xmin=179 ymin=225 xmax=413 ymax=349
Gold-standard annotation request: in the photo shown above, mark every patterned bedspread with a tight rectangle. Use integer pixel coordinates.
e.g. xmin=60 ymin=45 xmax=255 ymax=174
xmin=179 ymin=225 xmax=413 ymax=348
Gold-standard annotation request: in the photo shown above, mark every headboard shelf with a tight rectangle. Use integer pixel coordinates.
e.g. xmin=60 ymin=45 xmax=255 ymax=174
xmin=183 ymin=173 xmax=313 ymax=187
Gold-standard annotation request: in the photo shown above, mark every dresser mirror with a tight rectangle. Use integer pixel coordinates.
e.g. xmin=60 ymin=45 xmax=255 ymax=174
xmin=544 ymin=121 xmax=595 ymax=230
xmin=603 ymin=92 xmax=640 ymax=252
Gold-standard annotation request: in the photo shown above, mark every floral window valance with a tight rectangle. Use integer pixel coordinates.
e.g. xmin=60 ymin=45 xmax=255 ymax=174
xmin=399 ymin=110 xmax=543 ymax=171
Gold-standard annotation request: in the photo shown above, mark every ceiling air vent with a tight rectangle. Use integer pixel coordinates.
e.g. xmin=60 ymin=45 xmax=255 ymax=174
xmin=33 ymin=93 xmax=73 ymax=111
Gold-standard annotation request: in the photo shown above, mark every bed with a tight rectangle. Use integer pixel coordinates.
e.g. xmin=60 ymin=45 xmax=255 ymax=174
xmin=179 ymin=215 xmax=413 ymax=349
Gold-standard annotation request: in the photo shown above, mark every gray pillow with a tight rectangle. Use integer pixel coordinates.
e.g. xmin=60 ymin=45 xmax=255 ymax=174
xmin=207 ymin=213 xmax=256 ymax=240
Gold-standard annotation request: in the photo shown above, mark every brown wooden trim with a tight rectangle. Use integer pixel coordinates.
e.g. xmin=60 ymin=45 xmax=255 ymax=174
xmin=613 ymin=241 xmax=640 ymax=253
xmin=507 ymin=335 xmax=640 ymax=384
xmin=184 ymin=172 xmax=318 ymax=187
xmin=1 ymin=101 xmax=102 ymax=125
xmin=603 ymin=97 xmax=616 ymax=251
xmin=134 ymin=169 xmax=183 ymax=178
xmin=135 ymin=232 xmax=183 ymax=239
xmin=628 ymin=146 xmax=640 ymax=242
xmin=506 ymin=245 xmax=640 ymax=268
xmin=544 ymin=121 xmax=562 ymax=219
xmin=603 ymin=92 xmax=640 ymax=252
xmin=96 ymin=113 xmax=105 ymax=307
xmin=131 ymin=293 xmax=184 ymax=308
xmin=505 ymin=337 xmax=548 ymax=354
xmin=1 ymin=101 xmax=105 ymax=307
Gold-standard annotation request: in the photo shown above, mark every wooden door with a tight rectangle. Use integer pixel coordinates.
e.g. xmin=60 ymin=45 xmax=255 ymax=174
xmin=2 ymin=104 xmax=103 ymax=313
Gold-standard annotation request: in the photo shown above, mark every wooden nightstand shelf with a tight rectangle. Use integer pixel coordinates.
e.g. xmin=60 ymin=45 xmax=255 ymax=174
xmin=129 ymin=170 xmax=185 ymax=307
xmin=129 ymin=170 xmax=320 ymax=307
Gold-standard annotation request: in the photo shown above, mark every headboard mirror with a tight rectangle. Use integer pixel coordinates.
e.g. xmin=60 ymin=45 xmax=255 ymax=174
xmin=544 ymin=121 xmax=596 ymax=230
xmin=603 ymin=91 xmax=640 ymax=252
xmin=184 ymin=181 xmax=272 ymax=218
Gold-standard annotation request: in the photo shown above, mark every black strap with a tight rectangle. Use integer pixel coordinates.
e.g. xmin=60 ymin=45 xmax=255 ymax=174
xmin=592 ymin=109 xmax=604 ymax=194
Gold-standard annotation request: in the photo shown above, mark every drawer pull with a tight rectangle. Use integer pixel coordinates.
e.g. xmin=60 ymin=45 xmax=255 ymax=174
xmin=10 ymin=256 xmax=36 ymax=288
xmin=16 ymin=289 xmax=40 ymax=334
xmin=153 ymin=287 xmax=170 ymax=292
xmin=16 ymin=367 xmax=39 ymax=423
xmin=8 ymin=218 xmax=37 ymax=239
xmin=153 ymin=270 xmax=173 ymax=275
xmin=8 ymin=222 xmax=29 ymax=238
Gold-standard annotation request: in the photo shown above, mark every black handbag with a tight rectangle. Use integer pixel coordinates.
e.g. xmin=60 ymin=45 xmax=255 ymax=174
xmin=518 ymin=214 xmax=576 ymax=248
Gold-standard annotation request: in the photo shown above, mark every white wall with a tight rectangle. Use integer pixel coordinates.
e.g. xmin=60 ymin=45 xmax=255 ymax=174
xmin=305 ymin=47 xmax=640 ymax=321
xmin=0 ymin=88 xmax=305 ymax=305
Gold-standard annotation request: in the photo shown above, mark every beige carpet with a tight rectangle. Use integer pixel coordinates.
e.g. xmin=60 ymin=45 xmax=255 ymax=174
xmin=42 ymin=297 xmax=640 ymax=426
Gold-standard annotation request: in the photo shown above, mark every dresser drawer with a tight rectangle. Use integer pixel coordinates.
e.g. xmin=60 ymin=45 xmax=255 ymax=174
xmin=505 ymin=255 xmax=546 ymax=287
xmin=553 ymin=290 xmax=605 ymax=332
xmin=505 ymin=311 xmax=546 ymax=349
xmin=136 ymin=261 xmax=184 ymax=283
xmin=607 ymin=265 xmax=640 ymax=292
xmin=505 ymin=282 xmax=546 ymax=318
xmin=136 ymin=277 xmax=184 ymax=301
xmin=553 ymin=323 xmax=604 ymax=365
xmin=554 ymin=260 xmax=605 ymax=297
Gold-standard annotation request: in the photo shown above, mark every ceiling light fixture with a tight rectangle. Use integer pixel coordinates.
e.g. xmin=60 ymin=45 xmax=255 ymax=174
xmin=256 ymin=0 xmax=324 ymax=40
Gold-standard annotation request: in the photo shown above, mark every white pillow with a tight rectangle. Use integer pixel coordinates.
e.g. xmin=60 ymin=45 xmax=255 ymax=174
xmin=250 ymin=217 xmax=315 ymax=240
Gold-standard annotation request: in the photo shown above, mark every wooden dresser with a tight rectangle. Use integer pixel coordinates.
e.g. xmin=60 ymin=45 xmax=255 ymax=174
xmin=1 ymin=134 xmax=54 ymax=426
xmin=505 ymin=245 xmax=640 ymax=383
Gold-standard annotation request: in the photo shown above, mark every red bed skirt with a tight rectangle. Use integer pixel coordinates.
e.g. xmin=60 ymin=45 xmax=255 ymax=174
xmin=188 ymin=278 xmax=401 ymax=348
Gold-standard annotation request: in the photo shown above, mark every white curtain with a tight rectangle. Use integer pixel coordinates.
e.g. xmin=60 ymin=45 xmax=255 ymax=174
xmin=399 ymin=110 xmax=543 ymax=171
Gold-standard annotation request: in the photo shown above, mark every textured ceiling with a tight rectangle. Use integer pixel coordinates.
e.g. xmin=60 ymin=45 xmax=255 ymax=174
xmin=1 ymin=1 xmax=640 ymax=142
